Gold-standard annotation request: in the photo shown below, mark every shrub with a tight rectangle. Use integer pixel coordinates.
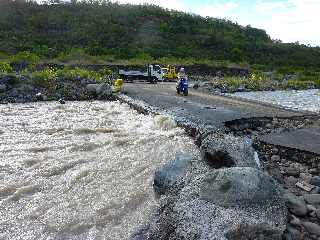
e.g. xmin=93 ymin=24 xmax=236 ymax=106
xmin=31 ymin=67 xmax=57 ymax=88
xmin=9 ymin=51 xmax=40 ymax=68
xmin=222 ymin=76 xmax=243 ymax=89
xmin=221 ymin=72 xmax=271 ymax=91
xmin=244 ymin=73 xmax=269 ymax=90
xmin=0 ymin=51 xmax=9 ymax=60
xmin=0 ymin=62 xmax=13 ymax=73
xmin=56 ymin=48 xmax=103 ymax=64
xmin=285 ymin=80 xmax=315 ymax=90
xmin=57 ymin=67 xmax=102 ymax=81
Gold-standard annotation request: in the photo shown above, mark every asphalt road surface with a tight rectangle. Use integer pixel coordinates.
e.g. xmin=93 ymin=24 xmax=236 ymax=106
xmin=124 ymin=83 xmax=304 ymax=127
xmin=124 ymin=82 xmax=320 ymax=155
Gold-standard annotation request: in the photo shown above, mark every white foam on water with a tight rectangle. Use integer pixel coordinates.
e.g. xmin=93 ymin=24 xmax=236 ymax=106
xmin=0 ymin=101 xmax=200 ymax=240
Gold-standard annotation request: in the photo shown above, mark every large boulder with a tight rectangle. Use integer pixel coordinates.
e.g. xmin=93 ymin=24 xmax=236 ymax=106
xmin=200 ymin=134 xmax=261 ymax=169
xmin=148 ymin=167 xmax=287 ymax=240
xmin=0 ymin=74 xmax=17 ymax=86
xmin=0 ymin=84 xmax=6 ymax=92
xmin=199 ymin=167 xmax=283 ymax=207
xmin=284 ymin=193 xmax=307 ymax=217
xmin=86 ymin=83 xmax=112 ymax=98
xmin=153 ymin=153 xmax=192 ymax=196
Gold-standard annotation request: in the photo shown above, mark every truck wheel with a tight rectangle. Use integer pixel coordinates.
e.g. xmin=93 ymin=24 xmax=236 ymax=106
xmin=152 ymin=77 xmax=158 ymax=84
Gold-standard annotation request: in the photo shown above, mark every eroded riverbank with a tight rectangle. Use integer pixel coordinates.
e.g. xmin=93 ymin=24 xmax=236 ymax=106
xmin=120 ymin=88 xmax=320 ymax=240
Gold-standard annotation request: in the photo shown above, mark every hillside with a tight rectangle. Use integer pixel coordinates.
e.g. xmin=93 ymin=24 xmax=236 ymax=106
xmin=0 ymin=0 xmax=320 ymax=69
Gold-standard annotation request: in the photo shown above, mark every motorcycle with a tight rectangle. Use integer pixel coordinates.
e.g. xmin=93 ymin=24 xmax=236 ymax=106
xmin=176 ymin=77 xmax=188 ymax=96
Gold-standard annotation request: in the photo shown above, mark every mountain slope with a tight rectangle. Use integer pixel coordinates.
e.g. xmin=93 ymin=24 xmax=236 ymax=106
xmin=0 ymin=0 xmax=319 ymax=68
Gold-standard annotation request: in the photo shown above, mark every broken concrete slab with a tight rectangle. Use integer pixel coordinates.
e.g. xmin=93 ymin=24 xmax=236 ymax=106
xmin=258 ymin=128 xmax=320 ymax=155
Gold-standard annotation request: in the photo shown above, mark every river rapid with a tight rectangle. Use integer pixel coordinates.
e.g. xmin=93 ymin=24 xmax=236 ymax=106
xmin=0 ymin=101 xmax=199 ymax=240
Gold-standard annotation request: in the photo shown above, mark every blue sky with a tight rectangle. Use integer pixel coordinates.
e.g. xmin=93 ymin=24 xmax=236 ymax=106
xmin=112 ymin=0 xmax=320 ymax=46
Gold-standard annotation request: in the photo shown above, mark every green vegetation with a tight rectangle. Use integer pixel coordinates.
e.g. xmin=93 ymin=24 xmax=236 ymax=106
xmin=0 ymin=0 xmax=319 ymax=69
xmin=221 ymin=73 xmax=272 ymax=91
xmin=29 ymin=66 xmax=112 ymax=87
xmin=0 ymin=62 xmax=13 ymax=73
xmin=215 ymin=71 xmax=320 ymax=91
xmin=31 ymin=67 xmax=57 ymax=88
xmin=0 ymin=0 xmax=319 ymax=91
xmin=9 ymin=51 xmax=40 ymax=70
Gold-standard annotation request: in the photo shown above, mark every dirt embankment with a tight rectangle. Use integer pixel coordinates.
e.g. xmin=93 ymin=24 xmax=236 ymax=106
xmin=0 ymin=74 xmax=114 ymax=104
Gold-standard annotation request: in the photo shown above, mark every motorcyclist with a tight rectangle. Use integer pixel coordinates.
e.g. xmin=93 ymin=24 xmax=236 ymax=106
xmin=177 ymin=67 xmax=187 ymax=81
xmin=176 ymin=67 xmax=189 ymax=95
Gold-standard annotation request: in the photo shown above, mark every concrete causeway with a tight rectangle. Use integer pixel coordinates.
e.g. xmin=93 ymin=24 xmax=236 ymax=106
xmin=124 ymin=82 xmax=320 ymax=155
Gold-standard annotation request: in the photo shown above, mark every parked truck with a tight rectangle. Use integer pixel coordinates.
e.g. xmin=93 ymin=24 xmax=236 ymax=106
xmin=119 ymin=64 xmax=163 ymax=83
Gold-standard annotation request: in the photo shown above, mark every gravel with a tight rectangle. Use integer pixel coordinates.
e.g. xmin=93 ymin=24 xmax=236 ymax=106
xmin=227 ymin=89 xmax=320 ymax=113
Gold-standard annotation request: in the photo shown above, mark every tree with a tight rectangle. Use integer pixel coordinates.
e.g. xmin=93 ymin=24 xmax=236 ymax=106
xmin=231 ymin=48 xmax=243 ymax=63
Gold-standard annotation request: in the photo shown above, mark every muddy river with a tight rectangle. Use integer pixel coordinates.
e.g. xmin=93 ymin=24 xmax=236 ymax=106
xmin=0 ymin=101 xmax=199 ymax=240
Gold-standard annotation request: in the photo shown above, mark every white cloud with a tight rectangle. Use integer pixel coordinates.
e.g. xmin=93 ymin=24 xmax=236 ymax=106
xmin=194 ymin=2 xmax=239 ymax=20
xmin=254 ymin=1 xmax=288 ymax=12
xmin=251 ymin=0 xmax=320 ymax=46
xmin=112 ymin=0 xmax=187 ymax=12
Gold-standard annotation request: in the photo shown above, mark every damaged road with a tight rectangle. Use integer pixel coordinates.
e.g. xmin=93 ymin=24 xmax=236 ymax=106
xmin=124 ymin=82 xmax=320 ymax=153
xmin=122 ymin=82 xmax=320 ymax=240
xmin=124 ymin=82 xmax=305 ymax=126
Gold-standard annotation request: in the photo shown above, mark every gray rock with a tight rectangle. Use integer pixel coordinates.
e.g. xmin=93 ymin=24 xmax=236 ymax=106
xmin=307 ymin=204 xmax=317 ymax=213
xmin=35 ymin=92 xmax=44 ymax=101
xmin=200 ymin=167 xmax=283 ymax=207
xmin=285 ymin=193 xmax=308 ymax=217
xmin=315 ymin=209 xmax=320 ymax=219
xmin=300 ymin=172 xmax=312 ymax=183
xmin=271 ymin=155 xmax=281 ymax=162
xmin=285 ymin=168 xmax=300 ymax=177
xmin=149 ymin=167 xmax=287 ymax=239
xmin=285 ymin=176 xmax=299 ymax=186
xmin=311 ymin=187 xmax=320 ymax=194
xmin=86 ymin=83 xmax=112 ymax=98
xmin=153 ymin=153 xmax=192 ymax=196
xmin=283 ymin=225 xmax=302 ymax=240
xmin=304 ymin=194 xmax=320 ymax=205
xmin=0 ymin=75 xmax=16 ymax=85
xmin=225 ymin=224 xmax=283 ymax=240
xmin=58 ymin=98 xmax=65 ymax=104
xmin=130 ymin=225 xmax=149 ymax=240
xmin=302 ymin=222 xmax=320 ymax=236
xmin=0 ymin=84 xmax=6 ymax=91
xmin=289 ymin=215 xmax=301 ymax=227
xmin=311 ymin=177 xmax=320 ymax=187
xmin=200 ymin=134 xmax=260 ymax=169
xmin=266 ymin=123 xmax=273 ymax=128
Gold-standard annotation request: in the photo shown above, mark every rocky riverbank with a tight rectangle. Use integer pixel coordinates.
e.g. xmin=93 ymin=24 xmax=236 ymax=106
xmin=135 ymin=135 xmax=287 ymax=240
xmin=0 ymin=73 xmax=114 ymax=104
xmin=226 ymin=116 xmax=320 ymax=240
xmin=120 ymin=95 xmax=320 ymax=240
xmin=191 ymin=74 xmax=318 ymax=94
xmin=118 ymin=96 xmax=282 ymax=239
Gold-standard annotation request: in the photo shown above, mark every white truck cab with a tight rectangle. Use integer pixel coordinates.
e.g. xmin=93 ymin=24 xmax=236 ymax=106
xmin=119 ymin=64 xmax=163 ymax=83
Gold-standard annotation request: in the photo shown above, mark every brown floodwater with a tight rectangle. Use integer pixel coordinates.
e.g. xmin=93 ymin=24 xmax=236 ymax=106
xmin=0 ymin=101 xmax=199 ymax=240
